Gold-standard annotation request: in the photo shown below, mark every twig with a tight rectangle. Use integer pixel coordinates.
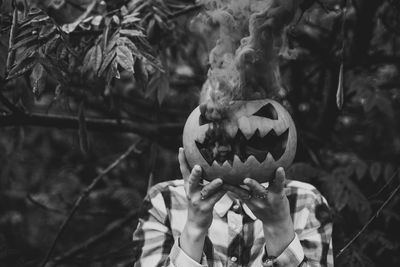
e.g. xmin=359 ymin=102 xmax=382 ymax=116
xmin=39 ymin=141 xmax=146 ymax=267
xmin=6 ymin=0 xmax=18 ymax=72
xmin=27 ymin=194 xmax=125 ymax=217
xmin=27 ymin=194 xmax=65 ymax=215
xmin=336 ymin=172 xmax=400 ymax=258
xmin=368 ymin=168 xmax=399 ymax=199
xmin=0 ymin=112 xmax=183 ymax=137
xmin=49 ymin=210 xmax=139 ymax=265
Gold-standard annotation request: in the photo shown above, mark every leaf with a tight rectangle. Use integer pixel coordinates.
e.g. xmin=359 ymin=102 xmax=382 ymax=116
xmin=54 ymin=83 xmax=63 ymax=99
xmin=37 ymin=57 xmax=67 ymax=84
xmin=111 ymin=60 xmax=121 ymax=79
xmin=7 ymin=57 xmax=36 ymax=80
xmin=82 ymin=46 xmax=95 ymax=72
xmin=14 ymin=46 xmax=38 ymax=66
xmin=336 ymin=63 xmax=344 ymax=109
xmin=364 ymin=93 xmax=375 ymax=112
xmin=370 ymin=162 xmax=382 ymax=182
xmin=61 ymin=0 xmax=97 ymax=33
xmin=39 ymin=24 xmax=56 ymax=39
xmin=116 ymin=45 xmax=135 ymax=73
xmin=30 ymin=63 xmax=47 ymax=98
xmin=91 ymin=15 xmax=103 ymax=27
xmin=134 ymin=60 xmax=149 ymax=90
xmin=383 ymin=163 xmax=395 ymax=182
xmin=146 ymin=71 xmax=169 ymax=104
xmin=91 ymin=45 xmax=102 ymax=73
xmin=11 ymin=35 xmax=38 ymax=51
xmin=355 ymin=160 xmax=368 ymax=180
xmin=98 ymin=49 xmax=116 ymax=76
xmin=122 ymin=13 xmax=140 ymax=24
xmin=106 ymin=33 xmax=120 ymax=53
xmin=374 ymin=93 xmax=394 ymax=118
xmin=335 ymin=184 xmax=348 ymax=211
xmin=157 ymin=72 xmax=169 ymax=104
xmin=78 ymin=102 xmax=89 ymax=154
xmin=120 ymin=29 xmax=145 ymax=37
xmin=44 ymin=34 xmax=61 ymax=54
xmin=112 ymin=15 xmax=120 ymax=25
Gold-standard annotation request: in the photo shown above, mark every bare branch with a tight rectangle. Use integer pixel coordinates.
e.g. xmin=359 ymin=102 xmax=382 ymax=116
xmin=49 ymin=210 xmax=139 ymax=265
xmin=336 ymin=168 xmax=400 ymax=258
xmin=39 ymin=140 xmax=147 ymax=267
xmin=0 ymin=112 xmax=183 ymax=137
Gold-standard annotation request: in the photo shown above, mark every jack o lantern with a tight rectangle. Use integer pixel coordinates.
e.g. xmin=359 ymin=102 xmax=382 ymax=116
xmin=182 ymin=99 xmax=297 ymax=185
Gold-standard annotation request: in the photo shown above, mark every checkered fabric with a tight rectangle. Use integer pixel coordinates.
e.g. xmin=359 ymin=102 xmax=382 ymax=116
xmin=133 ymin=179 xmax=333 ymax=267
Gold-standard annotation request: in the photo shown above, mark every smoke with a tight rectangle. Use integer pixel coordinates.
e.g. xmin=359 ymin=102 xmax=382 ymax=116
xmin=197 ymin=0 xmax=300 ymax=121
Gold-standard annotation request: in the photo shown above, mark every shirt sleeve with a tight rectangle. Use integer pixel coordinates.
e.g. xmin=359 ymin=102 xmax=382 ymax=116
xmin=261 ymin=194 xmax=333 ymax=267
xmin=133 ymin=186 xmax=209 ymax=267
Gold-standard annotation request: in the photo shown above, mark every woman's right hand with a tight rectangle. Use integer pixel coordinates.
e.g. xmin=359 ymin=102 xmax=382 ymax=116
xmin=178 ymin=147 xmax=226 ymax=231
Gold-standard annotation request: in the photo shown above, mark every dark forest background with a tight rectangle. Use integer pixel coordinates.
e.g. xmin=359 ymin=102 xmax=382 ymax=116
xmin=0 ymin=0 xmax=399 ymax=266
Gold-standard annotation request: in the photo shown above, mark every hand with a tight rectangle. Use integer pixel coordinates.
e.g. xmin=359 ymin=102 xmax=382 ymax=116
xmin=178 ymin=147 xmax=226 ymax=263
xmin=178 ymin=147 xmax=226 ymax=231
xmin=224 ymin=167 xmax=295 ymax=256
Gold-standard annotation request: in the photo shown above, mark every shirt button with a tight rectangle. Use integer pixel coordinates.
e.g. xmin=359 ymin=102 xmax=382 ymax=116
xmin=232 ymin=204 xmax=240 ymax=211
xmin=230 ymin=256 xmax=238 ymax=262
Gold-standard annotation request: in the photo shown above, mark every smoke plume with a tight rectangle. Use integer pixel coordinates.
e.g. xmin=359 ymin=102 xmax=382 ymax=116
xmin=198 ymin=0 xmax=300 ymax=121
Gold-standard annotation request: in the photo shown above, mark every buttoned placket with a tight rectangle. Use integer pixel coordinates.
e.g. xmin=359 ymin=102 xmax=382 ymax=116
xmin=226 ymin=199 xmax=244 ymax=267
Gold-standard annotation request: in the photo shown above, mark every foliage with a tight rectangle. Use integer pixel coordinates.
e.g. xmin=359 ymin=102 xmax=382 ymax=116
xmin=0 ymin=0 xmax=400 ymax=266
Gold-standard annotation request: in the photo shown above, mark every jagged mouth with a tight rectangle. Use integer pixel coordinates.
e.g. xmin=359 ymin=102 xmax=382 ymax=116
xmin=195 ymin=128 xmax=289 ymax=166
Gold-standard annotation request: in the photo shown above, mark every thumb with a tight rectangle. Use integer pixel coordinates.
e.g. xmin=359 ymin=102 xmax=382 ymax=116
xmin=269 ymin=167 xmax=285 ymax=194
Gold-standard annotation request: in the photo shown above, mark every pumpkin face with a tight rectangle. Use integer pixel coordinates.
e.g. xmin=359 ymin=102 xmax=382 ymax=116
xmin=182 ymin=99 xmax=297 ymax=185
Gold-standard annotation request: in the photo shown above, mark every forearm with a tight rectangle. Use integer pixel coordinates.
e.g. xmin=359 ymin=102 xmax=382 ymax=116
xmin=180 ymin=223 xmax=207 ymax=263
xmin=263 ymin=217 xmax=295 ymax=256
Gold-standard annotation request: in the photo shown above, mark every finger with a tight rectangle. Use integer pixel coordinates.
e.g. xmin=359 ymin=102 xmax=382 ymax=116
xmin=178 ymin=147 xmax=190 ymax=179
xmin=223 ymin=184 xmax=252 ymax=200
xmin=269 ymin=167 xmax=285 ymax=194
xmin=188 ymin=165 xmax=202 ymax=194
xmin=200 ymin=178 xmax=223 ymax=199
xmin=205 ymin=189 xmax=226 ymax=207
xmin=243 ymin=178 xmax=268 ymax=196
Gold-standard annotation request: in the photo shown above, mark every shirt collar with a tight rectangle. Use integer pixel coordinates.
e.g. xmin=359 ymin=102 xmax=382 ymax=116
xmin=214 ymin=193 xmax=257 ymax=220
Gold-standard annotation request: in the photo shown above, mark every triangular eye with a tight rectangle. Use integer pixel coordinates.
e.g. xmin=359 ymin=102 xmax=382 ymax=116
xmin=199 ymin=114 xmax=212 ymax=125
xmin=253 ymin=103 xmax=278 ymax=120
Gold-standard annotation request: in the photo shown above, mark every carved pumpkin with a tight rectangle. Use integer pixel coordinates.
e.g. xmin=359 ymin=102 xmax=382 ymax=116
xmin=182 ymin=99 xmax=297 ymax=185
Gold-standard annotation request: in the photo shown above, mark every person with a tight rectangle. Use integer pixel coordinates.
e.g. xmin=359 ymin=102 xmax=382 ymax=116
xmin=132 ymin=147 xmax=333 ymax=266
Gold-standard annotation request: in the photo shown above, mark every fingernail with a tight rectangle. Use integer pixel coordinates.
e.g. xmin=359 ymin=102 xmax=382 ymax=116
xmin=244 ymin=178 xmax=250 ymax=184
xmin=179 ymin=147 xmax=183 ymax=152
xmin=194 ymin=165 xmax=201 ymax=172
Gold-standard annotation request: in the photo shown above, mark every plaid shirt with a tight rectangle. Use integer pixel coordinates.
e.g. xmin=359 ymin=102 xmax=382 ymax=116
xmin=133 ymin=179 xmax=333 ymax=267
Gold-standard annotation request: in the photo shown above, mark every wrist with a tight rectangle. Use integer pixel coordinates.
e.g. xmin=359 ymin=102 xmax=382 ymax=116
xmin=183 ymin=221 xmax=208 ymax=240
xmin=180 ymin=222 xmax=207 ymax=263
xmin=263 ymin=219 xmax=295 ymax=256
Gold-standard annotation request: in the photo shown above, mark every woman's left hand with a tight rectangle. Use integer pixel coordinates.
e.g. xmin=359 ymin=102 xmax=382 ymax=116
xmin=224 ymin=167 xmax=295 ymax=256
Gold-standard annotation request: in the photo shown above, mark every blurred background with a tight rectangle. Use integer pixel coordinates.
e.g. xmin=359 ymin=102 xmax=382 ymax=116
xmin=0 ymin=0 xmax=399 ymax=266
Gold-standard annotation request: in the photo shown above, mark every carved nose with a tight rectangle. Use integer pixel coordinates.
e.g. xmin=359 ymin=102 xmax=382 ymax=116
xmin=199 ymin=101 xmax=225 ymax=122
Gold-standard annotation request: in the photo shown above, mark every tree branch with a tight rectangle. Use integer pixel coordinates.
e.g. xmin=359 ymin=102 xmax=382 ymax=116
xmin=49 ymin=210 xmax=139 ymax=265
xmin=0 ymin=112 xmax=183 ymax=137
xmin=39 ymin=141 xmax=146 ymax=267
xmin=336 ymin=168 xmax=400 ymax=258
